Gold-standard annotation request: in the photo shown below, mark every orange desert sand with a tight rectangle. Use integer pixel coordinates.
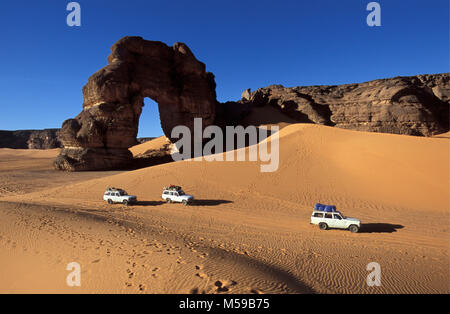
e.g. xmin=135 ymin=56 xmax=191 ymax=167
xmin=0 ymin=124 xmax=448 ymax=293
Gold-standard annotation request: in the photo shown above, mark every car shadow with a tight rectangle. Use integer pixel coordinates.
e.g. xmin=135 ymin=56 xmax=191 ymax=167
xmin=192 ymin=199 xmax=233 ymax=206
xmin=133 ymin=201 xmax=166 ymax=206
xmin=359 ymin=223 xmax=404 ymax=233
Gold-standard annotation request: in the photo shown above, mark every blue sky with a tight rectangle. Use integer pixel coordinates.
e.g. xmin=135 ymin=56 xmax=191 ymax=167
xmin=0 ymin=0 xmax=448 ymax=137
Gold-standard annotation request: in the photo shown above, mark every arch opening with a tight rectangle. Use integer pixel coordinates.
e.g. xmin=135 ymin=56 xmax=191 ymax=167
xmin=137 ymin=98 xmax=164 ymax=140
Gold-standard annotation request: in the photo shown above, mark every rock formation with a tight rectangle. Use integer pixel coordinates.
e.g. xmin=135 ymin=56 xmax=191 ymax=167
xmin=137 ymin=137 xmax=156 ymax=144
xmin=0 ymin=129 xmax=61 ymax=149
xmin=236 ymin=73 xmax=449 ymax=136
xmin=54 ymin=36 xmax=217 ymax=171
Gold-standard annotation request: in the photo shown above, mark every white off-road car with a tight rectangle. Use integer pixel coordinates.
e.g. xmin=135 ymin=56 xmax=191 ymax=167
xmin=310 ymin=210 xmax=361 ymax=233
xmin=104 ymin=187 xmax=137 ymax=206
xmin=162 ymin=185 xmax=194 ymax=205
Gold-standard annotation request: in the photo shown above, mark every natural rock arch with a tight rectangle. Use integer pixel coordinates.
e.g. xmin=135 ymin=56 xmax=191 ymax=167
xmin=55 ymin=37 xmax=217 ymax=171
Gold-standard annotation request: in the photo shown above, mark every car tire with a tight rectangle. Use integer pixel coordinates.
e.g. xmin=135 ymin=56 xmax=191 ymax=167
xmin=166 ymin=198 xmax=171 ymax=203
xmin=108 ymin=199 xmax=113 ymax=205
xmin=123 ymin=200 xmax=128 ymax=206
xmin=319 ymin=222 xmax=328 ymax=230
xmin=349 ymin=225 xmax=359 ymax=233
xmin=182 ymin=200 xmax=188 ymax=206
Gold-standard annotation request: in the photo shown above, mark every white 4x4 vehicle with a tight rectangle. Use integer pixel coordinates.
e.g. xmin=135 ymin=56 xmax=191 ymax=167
xmin=162 ymin=186 xmax=194 ymax=205
xmin=104 ymin=187 xmax=137 ymax=206
xmin=311 ymin=210 xmax=361 ymax=233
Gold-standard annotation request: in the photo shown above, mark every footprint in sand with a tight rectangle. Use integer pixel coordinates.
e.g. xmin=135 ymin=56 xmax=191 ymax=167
xmin=196 ymin=272 xmax=208 ymax=279
xmin=214 ymin=280 xmax=237 ymax=293
xmin=138 ymin=284 xmax=146 ymax=292
xmin=176 ymin=257 xmax=186 ymax=264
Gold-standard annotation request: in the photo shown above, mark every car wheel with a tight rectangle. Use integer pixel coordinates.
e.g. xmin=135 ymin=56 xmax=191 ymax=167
xmin=166 ymin=198 xmax=171 ymax=203
xmin=349 ymin=225 xmax=359 ymax=233
xmin=108 ymin=199 xmax=113 ymax=205
xmin=123 ymin=200 xmax=128 ymax=206
xmin=319 ymin=222 xmax=328 ymax=230
xmin=182 ymin=200 xmax=188 ymax=206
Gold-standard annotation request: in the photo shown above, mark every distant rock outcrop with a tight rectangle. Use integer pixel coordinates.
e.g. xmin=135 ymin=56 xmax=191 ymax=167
xmin=55 ymin=36 xmax=217 ymax=171
xmin=235 ymin=73 xmax=449 ymax=136
xmin=0 ymin=129 xmax=61 ymax=149
xmin=137 ymin=137 xmax=156 ymax=144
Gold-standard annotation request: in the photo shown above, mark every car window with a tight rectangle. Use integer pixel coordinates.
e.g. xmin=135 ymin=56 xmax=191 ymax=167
xmin=313 ymin=213 xmax=323 ymax=218
xmin=115 ymin=193 xmax=119 ymax=196
xmin=325 ymin=213 xmax=332 ymax=219
xmin=170 ymin=192 xmax=174 ymax=196
xmin=174 ymin=193 xmax=179 ymax=197
xmin=333 ymin=214 xmax=342 ymax=220
xmin=164 ymin=191 xmax=169 ymax=195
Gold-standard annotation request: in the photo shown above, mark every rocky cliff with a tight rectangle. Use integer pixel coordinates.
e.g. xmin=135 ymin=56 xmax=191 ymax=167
xmin=236 ymin=73 xmax=449 ymax=136
xmin=0 ymin=129 xmax=61 ymax=149
xmin=54 ymin=36 xmax=217 ymax=171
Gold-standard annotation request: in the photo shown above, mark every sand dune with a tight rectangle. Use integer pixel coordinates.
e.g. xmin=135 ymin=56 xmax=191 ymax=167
xmin=434 ymin=131 xmax=450 ymax=139
xmin=130 ymin=136 xmax=170 ymax=157
xmin=0 ymin=124 xmax=448 ymax=293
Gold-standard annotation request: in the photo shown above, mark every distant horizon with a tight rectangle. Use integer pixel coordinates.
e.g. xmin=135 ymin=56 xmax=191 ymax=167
xmin=1 ymin=0 xmax=448 ymax=137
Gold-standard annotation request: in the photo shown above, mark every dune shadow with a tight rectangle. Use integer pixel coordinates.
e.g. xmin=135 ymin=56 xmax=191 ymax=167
xmin=128 ymin=155 xmax=174 ymax=170
xmin=192 ymin=199 xmax=233 ymax=206
xmin=360 ymin=223 xmax=404 ymax=233
xmin=206 ymin=247 xmax=316 ymax=294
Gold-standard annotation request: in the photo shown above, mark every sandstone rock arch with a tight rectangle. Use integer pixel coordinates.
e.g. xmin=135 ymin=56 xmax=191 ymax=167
xmin=55 ymin=37 xmax=217 ymax=171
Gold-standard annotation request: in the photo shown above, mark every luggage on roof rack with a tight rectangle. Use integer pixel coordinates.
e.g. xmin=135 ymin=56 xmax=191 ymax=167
xmin=314 ymin=203 xmax=325 ymax=211
xmin=106 ymin=187 xmax=125 ymax=192
xmin=314 ymin=203 xmax=337 ymax=212
xmin=164 ymin=185 xmax=182 ymax=191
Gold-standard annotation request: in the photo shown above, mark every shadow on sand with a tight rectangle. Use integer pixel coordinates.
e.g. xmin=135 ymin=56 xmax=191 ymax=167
xmin=205 ymin=247 xmax=316 ymax=294
xmin=192 ymin=199 xmax=233 ymax=206
xmin=360 ymin=223 xmax=404 ymax=234
xmin=134 ymin=200 xmax=166 ymax=206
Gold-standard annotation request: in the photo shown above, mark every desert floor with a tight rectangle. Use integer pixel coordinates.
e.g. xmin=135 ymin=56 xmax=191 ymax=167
xmin=0 ymin=124 xmax=448 ymax=294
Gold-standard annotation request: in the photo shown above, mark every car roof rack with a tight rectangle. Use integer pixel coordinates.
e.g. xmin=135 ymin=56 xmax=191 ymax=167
xmin=106 ymin=187 xmax=125 ymax=192
xmin=164 ymin=185 xmax=182 ymax=191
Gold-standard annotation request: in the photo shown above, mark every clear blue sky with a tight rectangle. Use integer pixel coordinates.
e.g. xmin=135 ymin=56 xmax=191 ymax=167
xmin=0 ymin=0 xmax=448 ymax=137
